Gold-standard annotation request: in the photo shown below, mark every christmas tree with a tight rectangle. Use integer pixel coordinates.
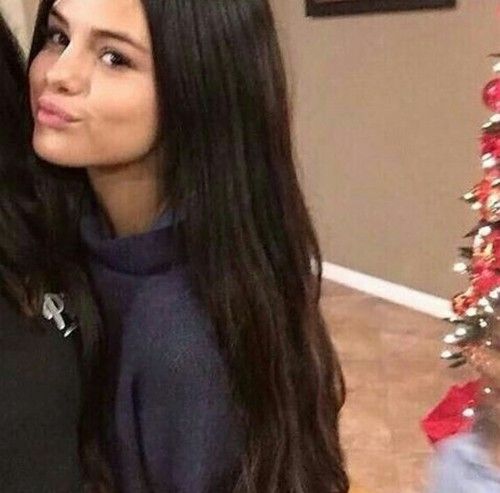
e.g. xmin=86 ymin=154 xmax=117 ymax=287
xmin=441 ymin=61 xmax=500 ymax=362
xmin=422 ymin=72 xmax=500 ymax=480
xmin=434 ymin=58 xmax=500 ymax=429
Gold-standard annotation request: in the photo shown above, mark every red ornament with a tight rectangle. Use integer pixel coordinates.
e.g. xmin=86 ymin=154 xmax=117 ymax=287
xmin=483 ymin=78 xmax=500 ymax=112
xmin=481 ymin=133 xmax=500 ymax=157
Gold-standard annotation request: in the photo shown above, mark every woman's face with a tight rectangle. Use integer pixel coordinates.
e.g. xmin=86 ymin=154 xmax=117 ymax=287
xmin=29 ymin=0 xmax=158 ymax=167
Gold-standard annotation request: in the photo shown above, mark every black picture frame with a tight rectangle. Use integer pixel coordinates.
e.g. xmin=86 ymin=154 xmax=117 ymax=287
xmin=306 ymin=0 xmax=456 ymax=17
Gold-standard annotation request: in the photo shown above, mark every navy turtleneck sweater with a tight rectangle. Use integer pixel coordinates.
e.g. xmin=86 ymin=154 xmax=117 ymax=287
xmin=81 ymin=210 xmax=243 ymax=492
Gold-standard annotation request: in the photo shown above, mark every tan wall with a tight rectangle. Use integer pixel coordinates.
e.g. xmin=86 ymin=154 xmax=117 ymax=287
xmin=271 ymin=0 xmax=500 ymax=298
xmin=23 ymin=0 xmax=38 ymax=33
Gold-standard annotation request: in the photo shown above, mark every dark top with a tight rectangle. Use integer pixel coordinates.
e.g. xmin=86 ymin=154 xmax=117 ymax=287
xmin=0 ymin=295 xmax=83 ymax=493
xmin=81 ymin=209 xmax=244 ymax=493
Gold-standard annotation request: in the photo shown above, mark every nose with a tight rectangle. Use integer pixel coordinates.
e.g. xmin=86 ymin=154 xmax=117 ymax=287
xmin=45 ymin=47 xmax=89 ymax=96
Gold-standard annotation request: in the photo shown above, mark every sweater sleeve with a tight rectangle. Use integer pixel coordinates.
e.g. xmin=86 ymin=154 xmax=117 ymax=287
xmin=426 ymin=433 xmax=498 ymax=493
xmin=124 ymin=277 xmax=244 ymax=493
xmin=427 ymin=446 xmax=464 ymax=493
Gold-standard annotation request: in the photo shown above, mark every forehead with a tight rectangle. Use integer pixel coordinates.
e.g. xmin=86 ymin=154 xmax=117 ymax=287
xmin=52 ymin=0 xmax=150 ymax=44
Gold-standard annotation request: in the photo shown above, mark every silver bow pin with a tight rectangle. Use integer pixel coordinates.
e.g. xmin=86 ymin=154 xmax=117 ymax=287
xmin=42 ymin=293 xmax=78 ymax=338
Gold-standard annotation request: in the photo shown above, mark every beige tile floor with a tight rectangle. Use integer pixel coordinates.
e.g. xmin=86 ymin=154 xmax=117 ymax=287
xmin=321 ymin=281 xmax=474 ymax=493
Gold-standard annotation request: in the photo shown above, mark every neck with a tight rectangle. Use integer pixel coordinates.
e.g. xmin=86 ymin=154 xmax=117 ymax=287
xmin=87 ymin=153 xmax=166 ymax=237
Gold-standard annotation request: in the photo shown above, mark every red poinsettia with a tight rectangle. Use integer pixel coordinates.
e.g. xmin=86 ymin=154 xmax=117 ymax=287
xmin=422 ymin=380 xmax=481 ymax=445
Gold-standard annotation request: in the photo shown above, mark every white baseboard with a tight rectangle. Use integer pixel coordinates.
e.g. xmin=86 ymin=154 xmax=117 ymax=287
xmin=322 ymin=262 xmax=452 ymax=319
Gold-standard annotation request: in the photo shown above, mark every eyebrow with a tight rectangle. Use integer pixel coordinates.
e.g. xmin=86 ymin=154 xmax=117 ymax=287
xmin=49 ymin=6 xmax=149 ymax=54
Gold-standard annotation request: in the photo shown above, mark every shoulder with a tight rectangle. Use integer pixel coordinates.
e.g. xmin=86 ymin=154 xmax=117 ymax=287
xmin=431 ymin=432 xmax=487 ymax=477
xmin=0 ymin=292 xmax=81 ymax=425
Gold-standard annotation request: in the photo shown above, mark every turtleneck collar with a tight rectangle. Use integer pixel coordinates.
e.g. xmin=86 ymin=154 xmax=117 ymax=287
xmin=80 ymin=205 xmax=182 ymax=276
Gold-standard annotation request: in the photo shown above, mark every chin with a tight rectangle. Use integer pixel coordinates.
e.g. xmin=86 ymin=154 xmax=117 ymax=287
xmin=32 ymin=131 xmax=86 ymax=168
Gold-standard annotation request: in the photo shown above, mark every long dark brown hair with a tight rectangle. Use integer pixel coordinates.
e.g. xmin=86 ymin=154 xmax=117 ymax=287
xmin=0 ymin=12 xmax=40 ymax=309
xmin=29 ymin=0 xmax=349 ymax=491
xmin=0 ymin=11 xmax=111 ymax=493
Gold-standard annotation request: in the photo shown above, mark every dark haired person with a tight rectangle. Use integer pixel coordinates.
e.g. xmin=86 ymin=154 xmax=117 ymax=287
xmin=0 ymin=11 xmax=110 ymax=493
xmin=28 ymin=0 xmax=349 ymax=491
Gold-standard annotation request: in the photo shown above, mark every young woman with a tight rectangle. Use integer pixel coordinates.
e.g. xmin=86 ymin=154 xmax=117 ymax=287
xmin=28 ymin=0 xmax=349 ymax=491
xmin=0 ymin=11 xmax=110 ymax=493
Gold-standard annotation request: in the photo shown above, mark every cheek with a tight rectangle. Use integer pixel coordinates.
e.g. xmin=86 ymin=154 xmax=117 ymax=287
xmin=89 ymin=79 xmax=160 ymax=162
xmin=30 ymin=54 xmax=70 ymax=165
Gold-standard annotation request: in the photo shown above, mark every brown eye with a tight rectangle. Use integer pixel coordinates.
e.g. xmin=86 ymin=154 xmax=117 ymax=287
xmin=101 ymin=51 xmax=131 ymax=68
xmin=47 ymin=28 xmax=69 ymax=47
